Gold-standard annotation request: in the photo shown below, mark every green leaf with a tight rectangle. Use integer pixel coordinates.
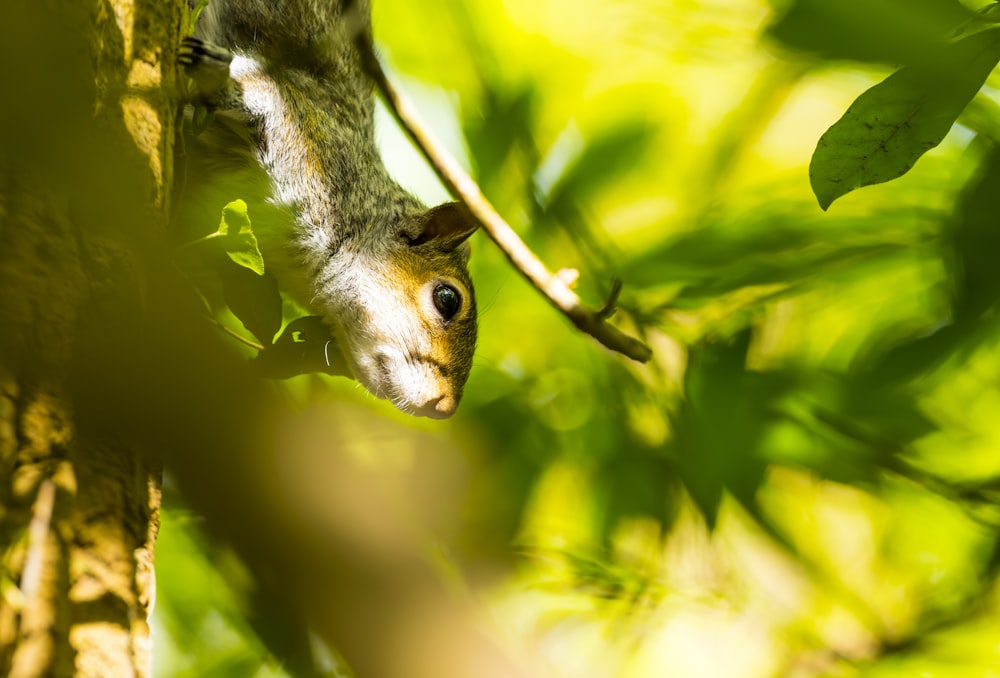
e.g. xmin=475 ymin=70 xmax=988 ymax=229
xmin=623 ymin=214 xmax=915 ymax=302
xmin=189 ymin=0 xmax=210 ymax=35
xmin=218 ymin=199 xmax=266 ymax=275
xmin=950 ymin=145 xmax=1000 ymax=320
xmin=674 ymin=330 xmax=778 ymax=528
xmin=760 ymin=373 xmax=920 ymax=484
xmin=220 ymin=263 xmax=283 ymax=345
xmin=810 ymin=29 xmax=1000 ymax=210
xmin=251 ymin=316 xmax=350 ymax=379
xmin=465 ymin=84 xmax=538 ymax=193
xmin=768 ymin=0 xmax=977 ymax=66
xmin=598 ymin=453 xmax=679 ymax=543
xmin=542 ymin=119 xmax=658 ymax=221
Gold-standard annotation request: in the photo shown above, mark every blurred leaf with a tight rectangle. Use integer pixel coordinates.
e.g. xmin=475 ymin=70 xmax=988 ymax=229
xmin=853 ymin=146 xmax=1000 ymax=384
xmin=515 ymin=118 xmax=659 ymax=280
xmin=597 ymin=452 xmax=679 ymax=542
xmin=220 ymin=263 xmax=282 ymax=345
xmin=949 ymin=144 xmax=1000 ymax=320
xmin=844 ymin=381 xmax=936 ymax=450
xmin=768 ymin=373 xmax=932 ymax=483
xmin=465 ymin=84 xmax=539 ymax=194
xmin=542 ymin=119 xmax=658 ymax=222
xmin=218 ymin=199 xmax=266 ymax=275
xmin=761 ymin=413 xmax=880 ymax=486
xmin=860 ymin=322 xmax=970 ymax=385
xmin=245 ymin=577 xmax=325 ymax=678
xmin=673 ymin=330 xmax=780 ymax=527
xmin=692 ymin=61 xmax=809 ymax=209
xmin=959 ymin=94 xmax=1000 ymax=144
xmin=623 ymin=208 xmax=928 ymax=308
xmin=810 ymin=29 xmax=1000 ymax=210
xmin=767 ymin=0 xmax=978 ymax=65
xmin=251 ymin=316 xmax=350 ymax=379
xmin=155 ymin=506 xmax=290 ymax=678
xmin=560 ymin=549 xmax=655 ymax=605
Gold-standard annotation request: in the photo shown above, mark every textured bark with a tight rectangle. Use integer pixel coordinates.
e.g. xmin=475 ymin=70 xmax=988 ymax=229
xmin=0 ymin=1 xmax=184 ymax=676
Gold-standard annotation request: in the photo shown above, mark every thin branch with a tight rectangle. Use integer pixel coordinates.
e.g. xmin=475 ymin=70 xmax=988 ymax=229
xmin=596 ymin=278 xmax=624 ymax=320
xmin=356 ymin=41 xmax=653 ymax=363
xmin=204 ymin=314 xmax=266 ymax=351
xmin=184 ymin=273 xmax=267 ymax=352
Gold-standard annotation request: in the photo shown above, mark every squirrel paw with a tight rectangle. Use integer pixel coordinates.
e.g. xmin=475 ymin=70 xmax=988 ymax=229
xmin=178 ymin=36 xmax=232 ymax=71
xmin=179 ymin=37 xmax=235 ymax=106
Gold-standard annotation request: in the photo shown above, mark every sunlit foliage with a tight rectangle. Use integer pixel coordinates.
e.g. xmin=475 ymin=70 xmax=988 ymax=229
xmin=156 ymin=0 xmax=1000 ymax=675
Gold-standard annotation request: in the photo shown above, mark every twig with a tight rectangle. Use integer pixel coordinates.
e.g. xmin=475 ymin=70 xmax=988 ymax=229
xmin=204 ymin=314 xmax=266 ymax=351
xmin=185 ymin=276 xmax=267 ymax=351
xmin=356 ymin=40 xmax=653 ymax=363
xmin=596 ymin=279 xmax=624 ymax=320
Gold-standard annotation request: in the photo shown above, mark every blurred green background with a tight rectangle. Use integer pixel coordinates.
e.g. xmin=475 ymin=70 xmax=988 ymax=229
xmin=155 ymin=0 xmax=1000 ymax=675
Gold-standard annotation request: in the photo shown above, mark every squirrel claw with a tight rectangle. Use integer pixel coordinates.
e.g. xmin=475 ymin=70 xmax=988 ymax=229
xmin=178 ymin=36 xmax=233 ymax=70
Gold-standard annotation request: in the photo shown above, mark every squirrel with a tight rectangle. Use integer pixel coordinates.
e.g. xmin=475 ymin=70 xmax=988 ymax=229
xmin=177 ymin=0 xmax=479 ymax=419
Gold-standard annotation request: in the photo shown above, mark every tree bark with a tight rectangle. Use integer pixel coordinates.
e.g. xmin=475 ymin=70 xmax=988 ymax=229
xmin=0 ymin=1 xmax=184 ymax=675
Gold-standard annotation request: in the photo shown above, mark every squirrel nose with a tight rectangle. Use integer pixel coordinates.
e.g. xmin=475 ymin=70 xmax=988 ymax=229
xmin=416 ymin=394 xmax=456 ymax=419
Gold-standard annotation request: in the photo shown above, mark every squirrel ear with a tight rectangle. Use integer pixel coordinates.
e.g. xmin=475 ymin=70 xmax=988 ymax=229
xmin=406 ymin=202 xmax=479 ymax=250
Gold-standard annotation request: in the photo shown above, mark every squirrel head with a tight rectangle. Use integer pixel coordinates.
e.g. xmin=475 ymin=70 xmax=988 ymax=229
xmin=321 ymin=202 xmax=479 ymax=419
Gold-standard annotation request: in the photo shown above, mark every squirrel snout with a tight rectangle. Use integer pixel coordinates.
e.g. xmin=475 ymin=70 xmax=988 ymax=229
xmin=415 ymin=394 xmax=457 ymax=420
xmin=370 ymin=353 xmax=461 ymax=418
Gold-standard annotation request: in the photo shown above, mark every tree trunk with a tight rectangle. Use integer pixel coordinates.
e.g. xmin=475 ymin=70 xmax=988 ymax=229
xmin=0 ymin=1 xmax=184 ymax=675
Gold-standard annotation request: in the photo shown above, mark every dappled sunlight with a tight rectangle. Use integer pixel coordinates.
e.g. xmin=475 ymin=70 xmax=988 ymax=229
xmin=155 ymin=0 xmax=1000 ymax=675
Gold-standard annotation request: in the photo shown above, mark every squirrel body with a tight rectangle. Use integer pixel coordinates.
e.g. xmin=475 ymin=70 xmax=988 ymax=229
xmin=181 ymin=0 xmax=478 ymax=418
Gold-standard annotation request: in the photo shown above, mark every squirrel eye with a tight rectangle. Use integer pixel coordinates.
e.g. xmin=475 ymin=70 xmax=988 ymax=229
xmin=432 ymin=284 xmax=461 ymax=320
